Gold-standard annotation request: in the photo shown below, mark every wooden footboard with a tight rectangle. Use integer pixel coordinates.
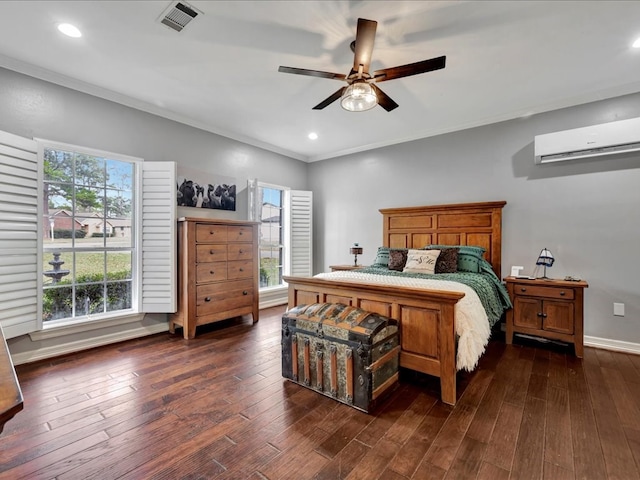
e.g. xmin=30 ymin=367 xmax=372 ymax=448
xmin=283 ymin=275 xmax=465 ymax=405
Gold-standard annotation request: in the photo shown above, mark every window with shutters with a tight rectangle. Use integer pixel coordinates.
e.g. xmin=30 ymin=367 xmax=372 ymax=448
xmin=37 ymin=140 xmax=176 ymax=329
xmin=0 ymin=131 xmax=175 ymax=339
xmin=249 ymin=181 xmax=312 ymax=291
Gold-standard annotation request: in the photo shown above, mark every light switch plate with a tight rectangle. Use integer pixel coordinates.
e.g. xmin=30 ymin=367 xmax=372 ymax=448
xmin=614 ymin=303 xmax=625 ymax=317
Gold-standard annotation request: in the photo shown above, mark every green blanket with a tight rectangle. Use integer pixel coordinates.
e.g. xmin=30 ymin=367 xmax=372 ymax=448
xmin=357 ymin=259 xmax=512 ymax=327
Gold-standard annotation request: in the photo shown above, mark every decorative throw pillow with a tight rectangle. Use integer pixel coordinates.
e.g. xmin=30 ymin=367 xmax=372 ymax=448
xmin=425 ymin=244 xmax=486 ymax=273
xmin=372 ymin=247 xmax=390 ymax=267
xmin=435 ymin=248 xmax=458 ymax=273
xmin=403 ymin=249 xmax=440 ymax=275
xmin=388 ymin=249 xmax=408 ymax=271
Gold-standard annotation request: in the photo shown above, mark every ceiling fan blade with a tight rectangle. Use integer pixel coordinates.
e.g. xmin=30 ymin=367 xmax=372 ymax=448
xmin=371 ymin=84 xmax=399 ymax=112
xmin=352 ymin=18 xmax=377 ymax=74
xmin=312 ymin=87 xmax=347 ymax=110
xmin=373 ymin=56 xmax=446 ymax=83
xmin=278 ymin=66 xmax=347 ymax=81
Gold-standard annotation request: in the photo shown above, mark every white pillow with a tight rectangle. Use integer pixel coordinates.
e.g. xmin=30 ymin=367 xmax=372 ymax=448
xmin=403 ymin=249 xmax=441 ymax=275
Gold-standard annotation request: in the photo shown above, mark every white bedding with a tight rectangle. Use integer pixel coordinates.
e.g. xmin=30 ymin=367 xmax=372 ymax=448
xmin=314 ymin=271 xmax=491 ymax=372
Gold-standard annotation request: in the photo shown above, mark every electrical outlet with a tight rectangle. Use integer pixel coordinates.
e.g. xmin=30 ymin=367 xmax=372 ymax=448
xmin=614 ymin=303 xmax=625 ymax=317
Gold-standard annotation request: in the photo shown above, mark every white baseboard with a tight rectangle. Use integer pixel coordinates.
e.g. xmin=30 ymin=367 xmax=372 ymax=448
xmin=259 ymin=298 xmax=288 ymax=310
xmin=258 ymin=287 xmax=288 ymax=310
xmin=11 ymin=323 xmax=169 ymax=366
xmin=584 ymin=336 xmax=640 ymax=355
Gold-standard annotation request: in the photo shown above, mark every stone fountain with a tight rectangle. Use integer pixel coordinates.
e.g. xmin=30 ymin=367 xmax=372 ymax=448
xmin=43 ymin=252 xmax=70 ymax=284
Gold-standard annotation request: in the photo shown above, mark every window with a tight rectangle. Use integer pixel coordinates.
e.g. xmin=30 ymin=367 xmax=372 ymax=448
xmin=249 ymin=180 xmax=312 ymax=293
xmin=258 ymin=184 xmax=285 ymax=288
xmin=0 ymin=130 xmax=175 ymax=339
xmin=42 ymin=145 xmax=136 ymax=323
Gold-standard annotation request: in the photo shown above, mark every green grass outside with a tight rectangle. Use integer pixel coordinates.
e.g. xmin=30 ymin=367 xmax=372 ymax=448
xmin=43 ymin=251 xmax=131 ymax=284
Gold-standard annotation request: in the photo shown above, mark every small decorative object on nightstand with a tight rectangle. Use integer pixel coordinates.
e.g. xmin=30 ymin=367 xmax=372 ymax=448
xmin=350 ymin=243 xmax=363 ymax=266
xmin=504 ymin=276 xmax=588 ymax=357
xmin=533 ymin=248 xmax=554 ymax=279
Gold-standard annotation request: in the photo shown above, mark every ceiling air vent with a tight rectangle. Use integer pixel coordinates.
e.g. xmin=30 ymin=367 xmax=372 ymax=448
xmin=158 ymin=1 xmax=201 ymax=32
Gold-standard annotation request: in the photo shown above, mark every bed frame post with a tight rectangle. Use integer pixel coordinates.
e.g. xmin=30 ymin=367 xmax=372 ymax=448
xmin=439 ymin=303 xmax=457 ymax=405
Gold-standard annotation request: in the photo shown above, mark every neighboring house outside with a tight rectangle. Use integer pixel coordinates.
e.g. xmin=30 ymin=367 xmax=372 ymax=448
xmin=107 ymin=218 xmax=132 ymax=238
xmin=45 ymin=209 xmax=131 ymax=239
xmin=260 ymin=202 xmax=281 ymax=246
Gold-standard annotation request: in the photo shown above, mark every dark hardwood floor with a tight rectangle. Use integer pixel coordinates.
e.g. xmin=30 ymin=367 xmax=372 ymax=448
xmin=2 ymin=305 xmax=640 ymax=479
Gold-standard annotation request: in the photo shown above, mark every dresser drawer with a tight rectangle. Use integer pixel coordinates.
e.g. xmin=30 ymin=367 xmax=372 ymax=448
xmin=196 ymin=224 xmax=228 ymax=243
xmin=196 ymin=279 xmax=253 ymax=317
xmin=227 ymin=243 xmax=253 ymax=261
xmin=228 ymin=260 xmax=253 ymax=280
xmin=196 ymin=262 xmax=227 ymax=283
xmin=228 ymin=225 xmax=253 ymax=243
xmin=514 ymin=284 xmax=575 ymax=300
xmin=196 ymin=244 xmax=227 ymax=263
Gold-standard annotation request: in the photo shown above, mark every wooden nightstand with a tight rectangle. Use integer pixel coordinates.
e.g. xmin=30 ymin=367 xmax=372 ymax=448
xmin=504 ymin=277 xmax=588 ymax=357
xmin=329 ymin=265 xmax=367 ymax=272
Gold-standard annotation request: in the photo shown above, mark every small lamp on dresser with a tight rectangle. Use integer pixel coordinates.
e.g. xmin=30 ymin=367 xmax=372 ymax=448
xmin=350 ymin=243 xmax=363 ymax=267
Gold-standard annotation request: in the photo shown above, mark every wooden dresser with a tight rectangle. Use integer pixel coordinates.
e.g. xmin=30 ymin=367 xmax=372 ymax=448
xmin=504 ymin=277 xmax=588 ymax=357
xmin=170 ymin=217 xmax=259 ymax=339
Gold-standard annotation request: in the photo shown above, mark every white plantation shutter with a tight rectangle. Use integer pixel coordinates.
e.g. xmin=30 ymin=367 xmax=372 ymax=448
xmin=0 ymin=130 xmax=40 ymax=338
xmin=140 ymin=161 xmax=176 ymax=312
xmin=289 ymin=190 xmax=313 ymax=277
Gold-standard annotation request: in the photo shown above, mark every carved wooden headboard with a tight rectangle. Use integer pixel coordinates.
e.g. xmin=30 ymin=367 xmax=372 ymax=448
xmin=379 ymin=201 xmax=507 ymax=277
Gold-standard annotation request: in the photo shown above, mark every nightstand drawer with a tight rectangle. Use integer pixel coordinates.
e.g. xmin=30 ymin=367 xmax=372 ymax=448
xmin=515 ymin=284 xmax=575 ymax=300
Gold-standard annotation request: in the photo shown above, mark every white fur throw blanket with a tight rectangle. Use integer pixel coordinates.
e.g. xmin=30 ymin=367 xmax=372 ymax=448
xmin=314 ymin=271 xmax=491 ymax=372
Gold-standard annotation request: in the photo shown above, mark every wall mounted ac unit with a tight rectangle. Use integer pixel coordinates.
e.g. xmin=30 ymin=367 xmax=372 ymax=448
xmin=534 ymin=117 xmax=640 ymax=164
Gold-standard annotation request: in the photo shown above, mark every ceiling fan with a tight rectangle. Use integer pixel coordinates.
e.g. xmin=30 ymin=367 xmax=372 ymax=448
xmin=278 ymin=18 xmax=446 ymax=112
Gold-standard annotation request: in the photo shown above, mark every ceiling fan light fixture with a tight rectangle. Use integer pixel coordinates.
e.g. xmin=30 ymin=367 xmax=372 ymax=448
xmin=340 ymin=80 xmax=377 ymax=112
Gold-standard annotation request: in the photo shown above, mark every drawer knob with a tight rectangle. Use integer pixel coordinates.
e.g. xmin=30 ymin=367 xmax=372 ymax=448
xmin=209 ymin=270 xmax=215 ymax=275
xmin=204 ymin=297 xmax=211 ymax=302
xmin=210 ymin=249 xmax=215 ymax=254
xmin=210 ymin=230 xmax=215 ymax=234
xmin=239 ymin=231 xmax=243 ymax=235
xmin=521 ymin=287 xmax=527 ymax=292
xmin=560 ymin=291 xmax=566 ymax=296
xmin=243 ymin=290 xmax=248 ymax=295
xmin=239 ymin=249 xmax=243 ymax=254
xmin=239 ymin=268 xmax=244 ymax=272
xmin=537 ymin=312 xmax=543 ymax=317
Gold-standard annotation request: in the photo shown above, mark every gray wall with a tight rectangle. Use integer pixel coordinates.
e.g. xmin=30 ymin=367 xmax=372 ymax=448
xmin=309 ymin=92 xmax=640 ymax=345
xmin=0 ymin=67 xmax=308 ymax=201
xmin=0 ymin=67 xmax=308 ymax=358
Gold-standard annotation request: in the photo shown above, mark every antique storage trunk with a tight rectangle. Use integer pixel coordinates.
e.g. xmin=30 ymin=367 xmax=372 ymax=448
xmin=282 ymin=303 xmax=400 ymax=413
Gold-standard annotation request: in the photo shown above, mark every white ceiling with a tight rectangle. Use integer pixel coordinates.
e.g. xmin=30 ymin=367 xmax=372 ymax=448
xmin=1 ymin=1 xmax=639 ymax=162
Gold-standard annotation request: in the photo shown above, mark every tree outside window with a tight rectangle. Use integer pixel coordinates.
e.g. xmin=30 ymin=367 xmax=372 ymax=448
xmin=42 ymin=147 xmax=134 ymax=322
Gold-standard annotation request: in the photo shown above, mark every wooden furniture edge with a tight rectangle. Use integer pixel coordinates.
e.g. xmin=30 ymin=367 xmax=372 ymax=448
xmin=0 ymin=325 xmax=23 ymax=433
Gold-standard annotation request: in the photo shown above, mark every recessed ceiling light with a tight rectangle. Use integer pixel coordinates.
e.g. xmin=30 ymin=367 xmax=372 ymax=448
xmin=308 ymin=132 xmax=318 ymax=140
xmin=633 ymin=37 xmax=640 ymax=48
xmin=58 ymin=23 xmax=82 ymax=38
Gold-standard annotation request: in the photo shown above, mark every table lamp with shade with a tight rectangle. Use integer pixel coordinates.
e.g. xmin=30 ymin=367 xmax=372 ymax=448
xmin=350 ymin=243 xmax=363 ymax=266
xmin=534 ymin=248 xmax=554 ymax=279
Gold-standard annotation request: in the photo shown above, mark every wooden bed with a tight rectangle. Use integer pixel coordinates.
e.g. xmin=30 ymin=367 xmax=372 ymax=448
xmin=283 ymin=200 xmax=507 ymax=405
